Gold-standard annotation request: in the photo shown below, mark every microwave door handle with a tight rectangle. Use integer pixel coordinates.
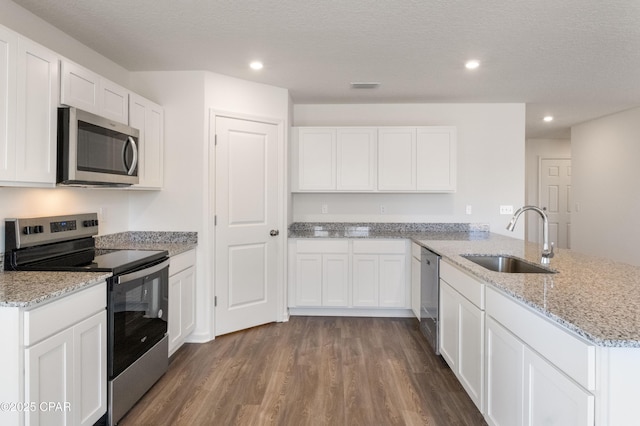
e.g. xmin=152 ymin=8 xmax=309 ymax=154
xmin=123 ymin=136 xmax=138 ymax=176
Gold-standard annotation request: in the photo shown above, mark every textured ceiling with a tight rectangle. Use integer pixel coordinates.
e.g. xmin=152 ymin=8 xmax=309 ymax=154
xmin=11 ymin=0 xmax=640 ymax=138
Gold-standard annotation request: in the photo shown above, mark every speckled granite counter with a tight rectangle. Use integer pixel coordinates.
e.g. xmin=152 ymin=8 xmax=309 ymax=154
xmin=289 ymin=222 xmax=490 ymax=240
xmin=0 ymin=231 xmax=196 ymax=309
xmin=290 ymin=222 xmax=640 ymax=348
xmin=0 ymin=271 xmax=111 ymax=308
xmin=95 ymin=231 xmax=197 ymax=256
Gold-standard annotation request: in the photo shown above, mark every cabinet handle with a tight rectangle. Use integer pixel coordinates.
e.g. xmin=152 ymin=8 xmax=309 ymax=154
xmin=270 ymin=229 xmax=280 ymax=236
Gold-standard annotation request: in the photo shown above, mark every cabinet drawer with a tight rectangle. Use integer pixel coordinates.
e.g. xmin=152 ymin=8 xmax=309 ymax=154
xmin=486 ymin=286 xmax=596 ymax=390
xmin=170 ymin=249 xmax=196 ymax=275
xmin=352 ymin=240 xmax=406 ymax=254
xmin=440 ymin=261 xmax=484 ymax=309
xmin=411 ymin=242 xmax=422 ymax=260
xmin=296 ymin=239 xmax=349 ymax=253
xmin=24 ymin=282 xmax=106 ymax=346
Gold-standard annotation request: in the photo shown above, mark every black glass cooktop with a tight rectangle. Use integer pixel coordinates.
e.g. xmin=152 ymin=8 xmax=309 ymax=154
xmin=20 ymin=248 xmax=168 ymax=275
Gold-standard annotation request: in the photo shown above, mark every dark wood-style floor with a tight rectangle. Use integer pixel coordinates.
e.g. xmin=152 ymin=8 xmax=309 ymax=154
xmin=119 ymin=317 xmax=486 ymax=426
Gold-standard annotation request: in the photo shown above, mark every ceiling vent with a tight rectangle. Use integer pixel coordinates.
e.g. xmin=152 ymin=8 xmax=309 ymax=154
xmin=350 ymin=82 xmax=380 ymax=89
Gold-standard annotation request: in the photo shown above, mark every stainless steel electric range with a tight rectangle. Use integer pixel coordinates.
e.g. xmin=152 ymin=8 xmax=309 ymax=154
xmin=4 ymin=213 xmax=169 ymax=426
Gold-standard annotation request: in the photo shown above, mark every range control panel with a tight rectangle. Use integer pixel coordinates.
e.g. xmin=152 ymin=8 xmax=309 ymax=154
xmin=5 ymin=213 xmax=99 ymax=250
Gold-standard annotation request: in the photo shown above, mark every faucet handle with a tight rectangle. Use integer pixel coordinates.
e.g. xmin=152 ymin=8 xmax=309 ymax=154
xmin=548 ymin=242 xmax=555 ymax=258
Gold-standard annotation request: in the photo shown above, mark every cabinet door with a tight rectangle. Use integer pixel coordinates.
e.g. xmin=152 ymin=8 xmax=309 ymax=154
xmin=295 ymin=254 xmax=323 ymax=306
xmin=73 ymin=311 xmax=107 ymax=426
xmin=486 ymin=316 xmax=524 ymax=426
xmin=458 ymin=294 xmax=484 ymax=411
xmin=15 ymin=38 xmax=58 ymax=184
xmin=336 ymin=127 xmax=376 ymax=191
xmin=439 ymin=281 xmax=458 ymax=370
xmin=60 ymin=60 xmax=99 ymax=113
xmin=0 ymin=26 xmax=16 ymax=181
xmin=25 ymin=328 xmax=74 ymax=426
xmin=168 ymin=270 xmax=183 ymax=354
xmin=298 ymin=128 xmax=336 ymax=190
xmin=100 ymin=79 xmax=128 ymax=124
xmin=411 ymin=255 xmax=421 ymax=318
xmin=130 ymin=94 xmax=164 ymax=189
xmin=378 ymin=127 xmax=415 ymax=190
xmin=379 ymin=254 xmax=406 ymax=307
xmin=169 ymin=266 xmax=196 ymax=356
xmin=352 ymin=255 xmax=379 ymax=306
xmin=322 ymin=254 xmax=349 ymax=306
xmin=523 ymin=347 xmax=594 ymax=426
xmin=416 ymin=127 xmax=456 ymax=192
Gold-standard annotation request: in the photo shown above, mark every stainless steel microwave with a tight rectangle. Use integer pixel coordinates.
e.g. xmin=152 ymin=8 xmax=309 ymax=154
xmin=57 ymin=107 xmax=140 ymax=186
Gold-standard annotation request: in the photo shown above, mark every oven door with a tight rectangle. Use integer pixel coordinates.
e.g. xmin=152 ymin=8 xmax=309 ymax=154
xmin=108 ymin=258 xmax=169 ymax=379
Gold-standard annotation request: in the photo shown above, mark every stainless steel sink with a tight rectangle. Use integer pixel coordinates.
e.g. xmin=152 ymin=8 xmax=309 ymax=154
xmin=461 ymin=254 xmax=556 ymax=274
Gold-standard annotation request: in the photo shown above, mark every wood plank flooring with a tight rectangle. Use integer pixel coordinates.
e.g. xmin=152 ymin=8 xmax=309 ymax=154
xmin=119 ymin=317 xmax=486 ymax=426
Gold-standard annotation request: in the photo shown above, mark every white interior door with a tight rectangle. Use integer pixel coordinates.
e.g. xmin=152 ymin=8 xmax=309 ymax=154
xmin=214 ymin=116 xmax=279 ymax=336
xmin=539 ymin=158 xmax=572 ymax=249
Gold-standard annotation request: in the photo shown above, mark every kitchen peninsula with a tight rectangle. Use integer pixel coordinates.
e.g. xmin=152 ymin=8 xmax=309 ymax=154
xmin=289 ymin=222 xmax=640 ymax=425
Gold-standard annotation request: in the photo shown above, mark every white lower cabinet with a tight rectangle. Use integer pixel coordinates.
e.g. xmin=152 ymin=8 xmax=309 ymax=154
xmin=292 ymin=240 xmax=349 ymax=307
xmin=485 ymin=286 xmax=595 ymax=426
xmin=25 ymin=311 xmax=106 ymax=426
xmin=168 ymin=250 xmax=197 ymax=356
xmin=439 ymin=261 xmax=485 ymax=412
xmin=289 ymin=239 xmax=409 ymax=313
xmin=1 ymin=282 xmax=109 ymax=426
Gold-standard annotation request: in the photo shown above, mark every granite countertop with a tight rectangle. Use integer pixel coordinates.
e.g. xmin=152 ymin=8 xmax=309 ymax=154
xmin=0 ymin=231 xmax=197 ymax=308
xmin=289 ymin=222 xmax=491 ymax=240
xmin=289 ymin=222 xmax=640 ymax=348
xmin=0 ymin=271 xmax=111 ymax=308
xmin=94 ymin=231 xmax=198 ymax=256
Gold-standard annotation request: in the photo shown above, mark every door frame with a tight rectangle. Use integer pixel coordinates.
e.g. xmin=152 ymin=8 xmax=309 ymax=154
xmin=208 ymin=109 xmax=289 ymax=337
xmin=535 ymin=156 xmax=571 ymax=246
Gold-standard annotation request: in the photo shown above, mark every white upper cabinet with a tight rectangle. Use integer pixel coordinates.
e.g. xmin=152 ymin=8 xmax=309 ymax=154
xmin=0 ymin=26 xmax=17 ymax=182
xmin=60 ymin=60 xmax=129 ymax=124
xmin=377 ymin=127 xmax=416 ymax=191
xmin=0 ymin=25 xmax=59 ymax=187
xmin=129 ymin=93 xmax=164 ymax=189
xmin=336 ymin=127 xmax=377 ymax=191
xmin=293 ymin=126 xmax=456 ymax=193
xmin=416 ymin=127 xmax=456 ymax=191
xmin=296 ymin=127 xmax=336 ymax=190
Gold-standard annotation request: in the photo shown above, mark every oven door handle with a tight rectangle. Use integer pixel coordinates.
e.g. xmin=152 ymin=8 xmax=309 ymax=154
xmin=117 ymin=259 xmax=169 ymax=284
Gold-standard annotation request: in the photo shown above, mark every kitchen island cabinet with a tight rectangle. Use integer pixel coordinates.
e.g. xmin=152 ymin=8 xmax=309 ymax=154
xmin=439 ymin=260 xmax=485 ymax=412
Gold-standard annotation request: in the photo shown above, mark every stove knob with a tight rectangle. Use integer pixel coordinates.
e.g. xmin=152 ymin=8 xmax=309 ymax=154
xmin=83 ymin=220 xmax=91 ymax=227
xmin=23 ymin=226 xmax=33 ymax=235
xmin=34 ymin=225 xmax=44 ymax=234
xmin=94 ymin=219 xmax=99 ymax=226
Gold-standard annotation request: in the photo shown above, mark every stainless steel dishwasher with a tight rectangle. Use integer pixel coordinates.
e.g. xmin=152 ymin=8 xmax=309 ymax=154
xmin=420 ymin=247 xmax=441 ymax=355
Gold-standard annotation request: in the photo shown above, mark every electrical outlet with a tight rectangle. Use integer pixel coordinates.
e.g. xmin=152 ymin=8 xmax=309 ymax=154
xmin=500 ymin=205 xmax=514 ymax=215
xmin=380 ymin=205 xmax=386 ymax=214
xmin=321 ymin=204 xmax=328 ymax=214
xmin=465 ymin=205 xmax=472 ymax=215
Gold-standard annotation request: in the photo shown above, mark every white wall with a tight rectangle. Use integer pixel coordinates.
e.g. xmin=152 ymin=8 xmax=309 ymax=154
xmin=292 ymin=103 xmax=526 ymax=237
xmin=129 ymin=71 xmax=290 ymax=341
xmin=571 ymin=107 xmax=640 ymax=266
xmin=525 ymin=138 xmax=571 ymax=243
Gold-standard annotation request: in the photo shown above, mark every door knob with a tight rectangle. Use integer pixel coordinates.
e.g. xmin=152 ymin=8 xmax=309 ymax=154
xmin=270 ymin=229 xmax=280 ymax=236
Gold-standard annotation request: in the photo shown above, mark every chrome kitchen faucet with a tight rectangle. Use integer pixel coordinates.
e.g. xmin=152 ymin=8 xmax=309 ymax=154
xmin=506 ymin=205 xmax=555 ymax=264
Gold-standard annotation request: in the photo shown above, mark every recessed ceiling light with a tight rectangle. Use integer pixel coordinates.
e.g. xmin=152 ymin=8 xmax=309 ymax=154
xmin=543 ymin=116 xmax=554 ymax=122
xmin=465 ymin=60 xmax=480 ymax=70
xmin=249 ymin=61 xmax=264 ymax=70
